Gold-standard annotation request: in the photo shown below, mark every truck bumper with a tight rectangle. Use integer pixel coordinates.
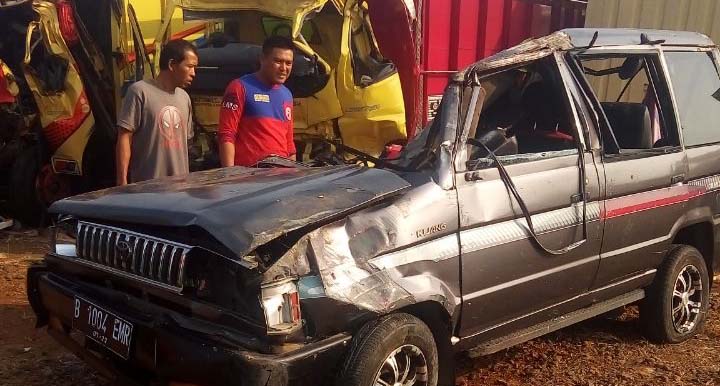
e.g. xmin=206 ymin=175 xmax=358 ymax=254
xmin=26 ymin=264 xmax=350 ymax=386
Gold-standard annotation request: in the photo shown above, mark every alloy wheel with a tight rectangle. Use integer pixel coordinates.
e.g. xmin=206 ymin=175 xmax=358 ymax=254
xmin=671 ymin=264 xmax=704 ymax=334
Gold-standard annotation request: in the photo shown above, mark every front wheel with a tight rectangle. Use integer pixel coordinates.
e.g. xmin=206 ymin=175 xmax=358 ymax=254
xmin=336 ymin=313 xmax=438 ymax=386
xmin=640 ymin=244 xmax=710 ymax=343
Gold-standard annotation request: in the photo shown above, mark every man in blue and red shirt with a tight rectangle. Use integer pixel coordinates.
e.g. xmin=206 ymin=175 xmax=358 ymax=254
xmin=218 ymin=36 xmax=296 ymax=167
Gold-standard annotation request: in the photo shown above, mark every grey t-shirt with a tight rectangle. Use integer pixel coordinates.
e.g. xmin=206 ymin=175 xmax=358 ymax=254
xmin=117 ymin=80 xmax=193 ymax=183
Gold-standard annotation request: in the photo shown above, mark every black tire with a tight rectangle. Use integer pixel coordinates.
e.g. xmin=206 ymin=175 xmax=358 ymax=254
xmin=640 ymin=244 xmax=710 ymax=343
xmin=9 ymin=145 xmax=44 ymax=227
xmin=336 ymin=313 xmax=438 ymax=386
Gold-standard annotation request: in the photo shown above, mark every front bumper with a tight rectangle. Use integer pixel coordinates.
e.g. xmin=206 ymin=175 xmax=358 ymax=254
xmin=26 ymin=264 xmax=351 ymax=386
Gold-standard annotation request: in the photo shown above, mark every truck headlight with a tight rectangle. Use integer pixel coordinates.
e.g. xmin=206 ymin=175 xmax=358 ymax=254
xmin=260 ymin=278 xmax=302 ymax=335
xmin=50 ymin=215 xmax=77 ymax=257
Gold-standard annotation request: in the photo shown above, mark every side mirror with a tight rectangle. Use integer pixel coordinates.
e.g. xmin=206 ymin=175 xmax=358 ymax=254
xmin=619 ymin=57 xmax=642 ymax=80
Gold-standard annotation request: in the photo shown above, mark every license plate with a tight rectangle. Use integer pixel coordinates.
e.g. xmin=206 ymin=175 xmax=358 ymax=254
xmin=72 ymin=296 xmax=133 ymax=359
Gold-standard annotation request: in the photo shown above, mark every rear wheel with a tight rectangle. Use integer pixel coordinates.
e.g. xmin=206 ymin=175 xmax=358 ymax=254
xmin=640 ymin=244 xmax=710 ymax=343
xmin=336 ymin=313 xmax=438 ymax=386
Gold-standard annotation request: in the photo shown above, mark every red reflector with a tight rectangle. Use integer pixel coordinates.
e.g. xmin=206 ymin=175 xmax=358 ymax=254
xmin=52 ymin=158 xmax=79 ymax=175
xmin=57 ymin=0 xmax=79 ymax=47
xmin=289 ymin=291 xmax=301 ymax=323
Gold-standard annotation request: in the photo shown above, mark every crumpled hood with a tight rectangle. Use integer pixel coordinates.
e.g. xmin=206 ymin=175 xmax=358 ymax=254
xmin=50 ymin=166 xmax=410 ymax=258
xmin=175 ymin=0 xmax=331 ymax=37
xmin=175 ymin=0 xmax=328 ymax=16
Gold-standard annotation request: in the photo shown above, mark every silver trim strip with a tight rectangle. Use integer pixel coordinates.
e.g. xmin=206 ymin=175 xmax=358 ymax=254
xmin=53 ymin=253 xmax=184 ymax=294
xmin=368 ymin=234 xmax=460 ymax=270
xmin=464 ymin=255 xmax=599 ymax=301
xmin=601 ymin=233 xmax=672 ymax=259
xmin=460 ymin=202 xmax=601 ymax=254
xmin=689 ymin=174 xmax=720 ymax=192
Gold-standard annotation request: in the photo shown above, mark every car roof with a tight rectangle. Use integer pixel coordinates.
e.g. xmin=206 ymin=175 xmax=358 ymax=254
xmin=457 ymin=28 xmax=717 ymax=80
xmin=561 ymin=28 xmax=716 ymax=48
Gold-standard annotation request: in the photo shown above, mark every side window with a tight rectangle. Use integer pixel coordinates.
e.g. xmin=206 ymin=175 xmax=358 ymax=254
xmin=261 ymin=16 xmax=321 ymax=44
xmin=346 ymin=1 xmax=396 ymax=87
xmin=467 ymin=56 xmax=578 ymax=167
xmin=664 ymin=51 xmax=720 ymax=147
xmin=579 ymin=54 xmax=679 ymax=152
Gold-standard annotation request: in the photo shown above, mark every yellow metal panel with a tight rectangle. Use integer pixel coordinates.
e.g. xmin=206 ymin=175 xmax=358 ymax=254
xmin=335 ymin=0 xmax=406 ymax=157
xmin=174 ymin=0 xmax=328 ymax=21
xmin=128 ymin=0 xmax=198 ymax=44
xmin=53 ymin=114 xmax=95 ymax=175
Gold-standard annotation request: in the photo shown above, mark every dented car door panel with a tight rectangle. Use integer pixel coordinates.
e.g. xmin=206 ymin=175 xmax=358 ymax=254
xmin=457 ymin=152 xmax=603 ymax=340
xmin=454 ymin=52 xmax=604 ymax=341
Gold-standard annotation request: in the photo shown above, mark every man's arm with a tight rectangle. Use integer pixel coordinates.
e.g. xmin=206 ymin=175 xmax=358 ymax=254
xmin=286 ymin=117 xmax=296 ymax=158
xmin=219 ymin=142 xmax=235 ymax=167
xmin=218 ymin=80 xmax=245 ymax=167
xmin=116 ymin=84 xmax=141 ymax=185
xmin=116 ymin=128 xmax=132 ymax=185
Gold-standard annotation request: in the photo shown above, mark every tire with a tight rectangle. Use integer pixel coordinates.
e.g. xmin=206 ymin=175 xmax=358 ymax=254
xmin=336 ymin=313 xmax=438 ymax=386
xmin=640 ymin=244 xmax=710 ymax=343
xmin=9 ymin=145 xmax=44 ymax=227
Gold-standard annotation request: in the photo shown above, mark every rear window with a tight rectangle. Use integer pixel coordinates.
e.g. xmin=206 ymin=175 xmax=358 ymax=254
xmin=664 ymin=51 xmax=720 ymax=147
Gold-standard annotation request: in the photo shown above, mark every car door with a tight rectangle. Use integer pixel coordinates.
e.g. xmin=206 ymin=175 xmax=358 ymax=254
xmin=335 ymin=0 xmax=407 ymax=157
xmin=456 ymin=53 xmax=603 ymax=342
xmin=572 ymin=48 xmax=689 ymax=289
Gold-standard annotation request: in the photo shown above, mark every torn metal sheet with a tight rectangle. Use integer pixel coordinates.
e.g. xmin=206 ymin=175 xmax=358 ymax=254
xmin=456 ymin=32 xmax=574 ymax=81
xmin=174 ymin=0 xmax=327 ymax=18
xmin=50 ymin=165 xmax=410 ymax=260
xmin=263 ymin=180 xmax=462 ymax=317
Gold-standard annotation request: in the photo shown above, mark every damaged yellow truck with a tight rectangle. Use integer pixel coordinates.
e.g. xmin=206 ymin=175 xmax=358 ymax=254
xmin=165 ymin=0 xmax=409 ymax=167
xmin=0 ymin=0 xmax=412 ymax=224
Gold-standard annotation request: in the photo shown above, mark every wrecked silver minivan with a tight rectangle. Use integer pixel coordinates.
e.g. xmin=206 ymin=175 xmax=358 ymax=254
xmin=28 ymin=29 xmax=720 ymax=386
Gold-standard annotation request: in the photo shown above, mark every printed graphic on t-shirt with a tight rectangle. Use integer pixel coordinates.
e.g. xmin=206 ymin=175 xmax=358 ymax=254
xmin=222 ymin=93 xmax=239 ymax=111
xmin=283 ymin=102 xmax=293 ymax=122
xmin=157 ymin=106 xmax=185 ymax=149
xmin=254 ymin=93 xmax=270 ymax=103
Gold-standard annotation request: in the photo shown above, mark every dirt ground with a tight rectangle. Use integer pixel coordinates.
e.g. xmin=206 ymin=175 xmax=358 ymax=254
xmin=1 ymin=231 xmax=719 ymax=386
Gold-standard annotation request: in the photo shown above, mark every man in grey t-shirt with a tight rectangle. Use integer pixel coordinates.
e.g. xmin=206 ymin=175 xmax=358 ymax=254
xmin=116 ymin=39 xmax=198 ymax=185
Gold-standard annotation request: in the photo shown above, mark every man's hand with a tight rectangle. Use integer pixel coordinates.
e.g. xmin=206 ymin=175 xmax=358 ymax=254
xmin=116 ymin=128 xmax=132 ymax=185
xmin=219 ymin=141 xmax=236 ymax=167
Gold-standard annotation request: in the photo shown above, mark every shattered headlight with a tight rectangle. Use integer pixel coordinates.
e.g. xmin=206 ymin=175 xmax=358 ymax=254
xmin=49 ymin=215 xmax=78 ymax=257
xmin=260 ymin=278 xmax=302 ymax=335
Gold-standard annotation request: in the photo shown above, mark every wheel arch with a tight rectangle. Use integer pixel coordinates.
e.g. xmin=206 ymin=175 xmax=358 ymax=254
xmin=396 ymin=301 xmax=456 ymax=386
xmin=671 ymin=220 xmax=715 ymax=285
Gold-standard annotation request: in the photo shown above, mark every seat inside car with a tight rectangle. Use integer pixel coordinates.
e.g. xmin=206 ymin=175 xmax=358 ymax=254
xmin=600 ymin=102 xmax=653 ymax=149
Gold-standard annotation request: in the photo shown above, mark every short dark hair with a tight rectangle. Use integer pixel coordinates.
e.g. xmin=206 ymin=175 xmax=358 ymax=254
xmin=262 ymin=35 xmax=294 ymax=56
xmin=159 ymin=39 xmax=198 ymax=70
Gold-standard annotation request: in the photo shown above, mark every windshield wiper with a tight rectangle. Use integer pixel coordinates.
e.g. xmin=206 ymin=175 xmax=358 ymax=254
xmin=322 ymin=139 xmax=416 ymax=172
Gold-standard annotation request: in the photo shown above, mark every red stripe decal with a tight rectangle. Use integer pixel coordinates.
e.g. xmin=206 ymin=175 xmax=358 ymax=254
xmin=602 ymin=185 xmax=706 ymax=219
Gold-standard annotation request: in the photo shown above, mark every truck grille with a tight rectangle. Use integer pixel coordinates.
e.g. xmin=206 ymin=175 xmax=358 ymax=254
xmin=76 ymin=221 xmax=191 ymax=290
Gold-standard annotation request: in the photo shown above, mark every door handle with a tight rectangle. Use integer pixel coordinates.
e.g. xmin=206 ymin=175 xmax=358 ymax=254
xmin=671 ymin=174 xmax=685 ymax=185
xmin=465 ymin=171 xmax=482 ymax=182
xmin=571 ymin=192 xmax=590 ymax=204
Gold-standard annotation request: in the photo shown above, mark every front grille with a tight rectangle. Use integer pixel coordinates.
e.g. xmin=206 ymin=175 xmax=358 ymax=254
xmin=76 ymin=221 xmax=191 ymax=290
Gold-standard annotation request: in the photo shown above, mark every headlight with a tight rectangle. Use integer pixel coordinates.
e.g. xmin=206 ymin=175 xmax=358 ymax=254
xmin=50 ymin=215 xmax=77 ymax=257
xmin=260 ymin=278 xmax=301 ymax=335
